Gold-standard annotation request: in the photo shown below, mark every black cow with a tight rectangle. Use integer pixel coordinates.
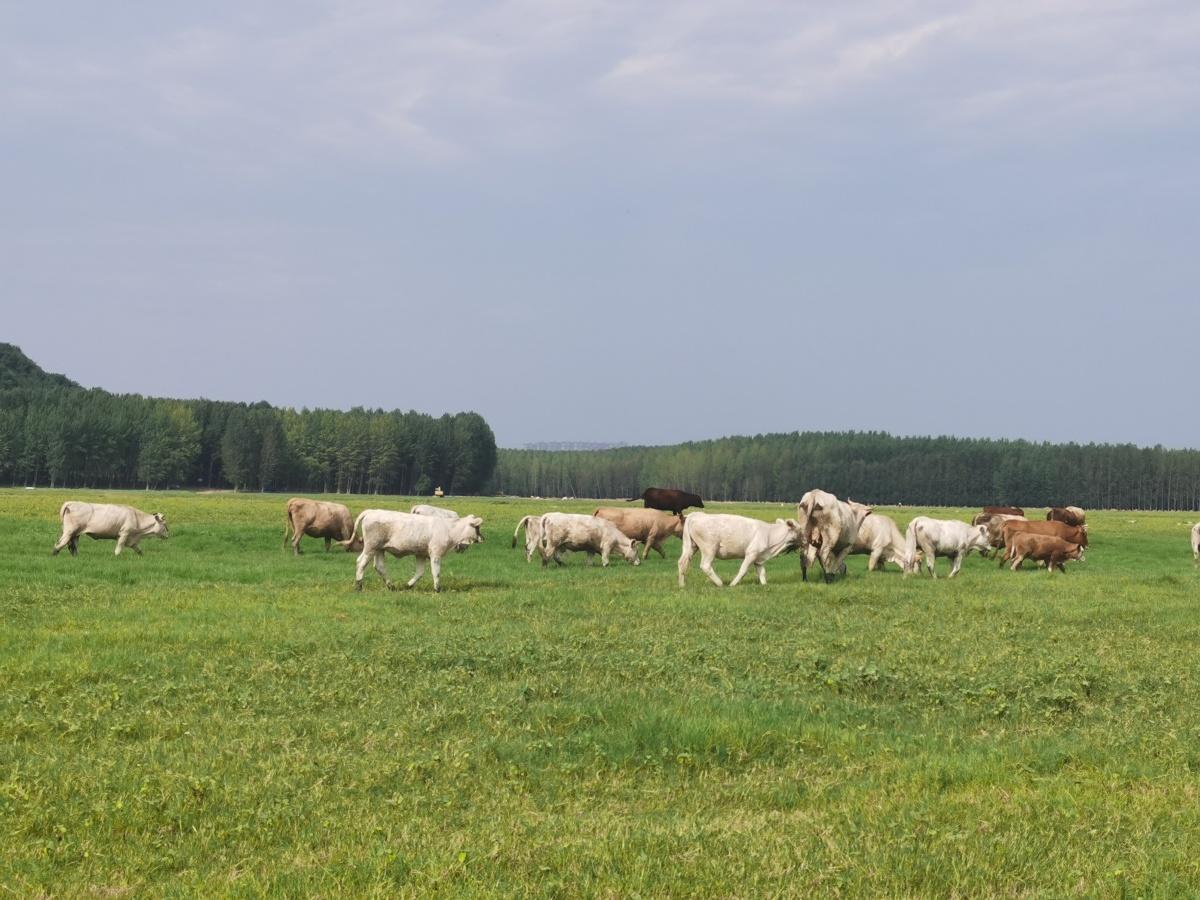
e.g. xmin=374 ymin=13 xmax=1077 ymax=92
xmin=628 ymin=487 xmax=704 ymax=516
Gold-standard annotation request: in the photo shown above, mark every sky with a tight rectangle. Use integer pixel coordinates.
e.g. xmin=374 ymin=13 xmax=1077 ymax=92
xmin=3 ymin=1 xmax=1198 ymax=448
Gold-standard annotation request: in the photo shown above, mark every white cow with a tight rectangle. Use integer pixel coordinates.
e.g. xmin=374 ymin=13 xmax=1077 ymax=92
xmin=1192 ymin=523 xmax=1200 ymax=565
xmin=904 ymin=516 xmax=990 ymax=578
xmin=538 ymin=513 xmax=640 ymax=567
xmin=345 ymin=509 xmax=484 ymax=592
xmin=410 ymin=504 xmax=459 ymax=519
xmin=677 ymin=512 xmax=805 ymax=587
xmin=796 ymin=489 xmax=872 ymax=583
xmin=53 ymin=502 xmax=169 ymax=557
xmin=511 ymin=514 xmax=545 ymax=563
xmin=848 ymin=513 xmax=910 ymax=572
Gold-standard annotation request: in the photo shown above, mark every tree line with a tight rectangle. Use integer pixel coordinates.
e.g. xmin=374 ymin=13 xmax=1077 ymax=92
xmin=491 ymin=431 xmax=1200 ymax=511
xmin=0 ymin=349 xmax=497 ymax=494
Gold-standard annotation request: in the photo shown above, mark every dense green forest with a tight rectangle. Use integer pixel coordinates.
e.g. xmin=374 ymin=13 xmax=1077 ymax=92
xmin=493 ymin=433 xmax=1200 ymax=510
xmin=0 ymin=344 xmax=497 ymax=494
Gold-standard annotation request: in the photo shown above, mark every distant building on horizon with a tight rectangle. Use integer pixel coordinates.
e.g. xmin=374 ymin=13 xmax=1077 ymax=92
xmin=521 ymin=441 xmax=629 ymax=452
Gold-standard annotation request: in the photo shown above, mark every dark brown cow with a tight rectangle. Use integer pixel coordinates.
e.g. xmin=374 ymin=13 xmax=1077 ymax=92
xmin=1006 ymin=533 xmax=1083 ymax=573
xmin=999 ymin=519 xmax=1087 ymax=567
xmin=1047 ymin=506 xmax=1086 ymax=527
xmin=628 ymin=487 xmax=704 ymax=516
xmin=983 ymin=505 xmax=1024 ymax=517
xmin=284 ymin=498 xmax=356 ymax=555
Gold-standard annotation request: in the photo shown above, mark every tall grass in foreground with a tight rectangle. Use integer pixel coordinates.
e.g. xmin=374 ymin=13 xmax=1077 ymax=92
xmin=2 ymin=489 xmax=1199 ymax=895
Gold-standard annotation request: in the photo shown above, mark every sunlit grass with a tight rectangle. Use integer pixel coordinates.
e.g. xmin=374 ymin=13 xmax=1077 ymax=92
xmin=1 ymin=488 xmax=1198 ymax=895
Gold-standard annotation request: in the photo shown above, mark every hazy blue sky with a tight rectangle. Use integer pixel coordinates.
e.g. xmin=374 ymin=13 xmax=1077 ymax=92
xmin=4 ymin=1 xmax=1198 ymax=448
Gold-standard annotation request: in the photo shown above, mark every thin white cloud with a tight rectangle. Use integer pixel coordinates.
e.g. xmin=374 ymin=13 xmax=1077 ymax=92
xmin=1 ymin=0 xmax=1197 ymax=167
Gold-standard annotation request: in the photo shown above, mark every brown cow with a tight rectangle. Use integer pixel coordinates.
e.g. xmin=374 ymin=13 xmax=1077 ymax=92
xmin=1006 ymin=533 xmax=1083 ymax=573
xmin=983 ymin=505 xmax=1024 ymax=517
xmin=284 ymin=498 xmax=356 ymax=555
xmin=999 ymin=519 xmax=1087 ymax=568
xmin=1047 ymin=506 xmax=1086 ymax=527
xmin=628 ymin=487 xmax=704 ymax=516
xmin=594 ymin=507 xmax=684 ymax=560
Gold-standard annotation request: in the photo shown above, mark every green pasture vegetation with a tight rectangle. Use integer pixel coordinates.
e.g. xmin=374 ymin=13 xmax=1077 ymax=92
xmin=2 ymin=489 xmax=1199 ymax=895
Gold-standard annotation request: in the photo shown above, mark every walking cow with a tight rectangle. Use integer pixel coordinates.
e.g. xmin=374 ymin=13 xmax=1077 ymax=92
xmin=343 ymin=510 xmax=484 ymax=592
xmin=677 ymin=512 xmax=804 ymax=588
xmin=54 ymin=502 xmax=169 ymax=557
xmin=284 ymin=498 xmax=356 ymax=555
xmin=629 ymin=487 xmax=704 ymax=516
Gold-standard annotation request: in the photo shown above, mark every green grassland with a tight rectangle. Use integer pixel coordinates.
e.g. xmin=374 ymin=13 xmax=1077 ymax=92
xmin=2 ymin=489 xmax=1199 ymax=896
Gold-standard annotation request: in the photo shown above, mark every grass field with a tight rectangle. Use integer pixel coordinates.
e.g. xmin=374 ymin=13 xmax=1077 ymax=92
xmin=2 ymin=489 xmax=1199 ymax=896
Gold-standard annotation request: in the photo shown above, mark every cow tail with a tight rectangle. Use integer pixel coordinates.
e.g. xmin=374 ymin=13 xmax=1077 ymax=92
xmin=337 ymin=511 xmax=367 ymax=548
xmin=59 ymin=502 xmax=71 ymax=521
xmin=283 ymin=508 xmax=293 ymax=548
xmin=904 ymin=520 xmax=919 ymax=573
xmin=511 ymin=516 xmax=528 ymax=549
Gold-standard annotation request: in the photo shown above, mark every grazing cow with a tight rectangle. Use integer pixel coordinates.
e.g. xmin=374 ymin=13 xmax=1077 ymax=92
xmin=628 ymin=487 xmax=704 ymax=516
xmin=999 ymin=520 xmax=1087 ymax=568
xmin=847 ymin=512 xmax=910 ymax=572
xmin=593 ymin=507 xmax=684 ymax=560
xmin=284 ymin=498 xmax=355 ymax=556
xmin=903 ymin=517 xmax=990 ymax=578
xmin=511 ymin=514 xmax=545 ymax=563
xmin=1193 ymin=523 xmax=1200 ymax=565
xmin=1047 ymin=506 xmax=1086 ymax=527
xmin=1006 ymin=533 xmax=1083 ymax=573
xmin=677 ymin=512 xmax=805 ymax=587
xmin=982 ymin=506 xmax=1025 ymax=517
xmin=410 ymin=504 xmax=459 ymax=519
xmin=538 ymin=513 xmax=640 ymax=567
xmin=54 ymin=502 xmax=169 ymax=557
xmin=344 ymin=510 xmax=484 ymax=592
xmin=796 ymin=489 xmax=872 ymax=583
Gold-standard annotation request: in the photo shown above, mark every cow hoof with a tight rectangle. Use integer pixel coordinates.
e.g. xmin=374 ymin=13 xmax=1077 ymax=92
xmin=354 ymin=581 xmax=363 ymax=592
xmin=386 ymin=582 xmax=397 ymax=591
xmin=434 ymin=587 xmax=441 ymax=594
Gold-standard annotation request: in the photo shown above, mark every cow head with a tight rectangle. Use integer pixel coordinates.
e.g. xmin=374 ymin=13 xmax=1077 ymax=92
xmin=848 ymin=501 xmax=873 ymax=528
xmin=620 ymin=537 xmax=641 ymax=566
xmin=969 ymin=524 xmax=990 ymax=554
xmin=454 ymin=515 xmax=485 ymax=552
xmin=151 ymin=513 xmax=169 ymax=539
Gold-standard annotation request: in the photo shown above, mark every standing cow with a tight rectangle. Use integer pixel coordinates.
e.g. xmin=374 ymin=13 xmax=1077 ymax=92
xmin=344 ymin=509 xmax=484 ymax=592
xmin=284 ymin=498 xmax=356 ymax=555
xmin=629 ymin=487 xmax=704 ymax=516
xmin=903 ymin=517 xmax=990 ymax=578
xmin=677 ymin=512 xmax=805 ymax=587
xmin=53 ymin=502 xmax=169 ymax=556
xmin=511 ymin=514 xmax=545 ymax=563
xmin=796 ymin=489 xmax=872 ymax=583
xmin=593 ymin=507 xmax=684 ymax=560
xmin=1192 ymin=523 xmax=1200 ymax=565
xmin=538 ymin=513 xmax=640 ymax=567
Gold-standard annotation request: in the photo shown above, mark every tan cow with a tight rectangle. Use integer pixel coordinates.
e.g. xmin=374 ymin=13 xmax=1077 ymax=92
xmin=999 ymin=520 xmax=1087 ymax=568
xmin=53 ymin=502 xmax=169 ymax=556
xmin=848 ymin=513 xmax=910 ymax=571
xmin=1006 ymin=533 xmax=1083 ymax=573
xmin=284 ymin=498 xmax=356 ymax=555
xmin=593 ymin=507 xmax=684 ymax=560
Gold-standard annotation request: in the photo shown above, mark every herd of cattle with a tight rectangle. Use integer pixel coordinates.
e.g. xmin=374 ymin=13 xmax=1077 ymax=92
xmin=54 ymin=487 xmax=1200 ymax=591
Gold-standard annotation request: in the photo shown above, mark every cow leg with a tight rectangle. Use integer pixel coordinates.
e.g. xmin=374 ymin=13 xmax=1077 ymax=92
xmin=52 ymin=528 xmax=75 ymax=556
xmin=831 ymin=548 xmax=853 ymax=581
xmin=375 ymin=552 xmax=395 ymax=589
xmin=406 ymin=558 xmax=426 ymax=589
xmin=677 ymin=539 xmax=694 ymax=587
xmin=293 ymin=535 xmax=303 ymax=556
xmin=353 ymin=549 xmax=372 ymax=590
xmin=324 ymin=537 xmax=332 ymax=552
xmin=68 ymin=536 xmax=79 ymax=556
xmin=1009 ymin=553 xmax=1025 ymax=572
xmin=587 ymin=550 xmax=597 ymax=567
xmin=130 ymin=542 xmax=143 ymax=556
xmin=756 ymin=563 xmax=767 ymax=585
xmin=868 ymin=548 xmax=883 ymax=572
xmin=921 ymin=540 xmax=936 ymax=578
xmin=948 ymin=552 xmax=964 ymax=578
xmin=114 ymin=534 xmax=128 ymax=556
xmin=429 ymin=557 xmax=442 ymax=593
xmin=699 ymin=551 xmax=724 ymax=587
xmin=729 ymin=555 xmax=755 ymax=587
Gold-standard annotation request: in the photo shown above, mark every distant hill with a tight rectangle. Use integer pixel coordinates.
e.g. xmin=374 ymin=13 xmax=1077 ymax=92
xmin=0 ymin=343 xmax=78 ymax=392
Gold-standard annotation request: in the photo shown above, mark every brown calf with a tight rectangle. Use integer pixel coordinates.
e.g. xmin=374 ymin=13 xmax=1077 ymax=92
xmin=1006 ymin=533 xmax=1083 ymax=573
